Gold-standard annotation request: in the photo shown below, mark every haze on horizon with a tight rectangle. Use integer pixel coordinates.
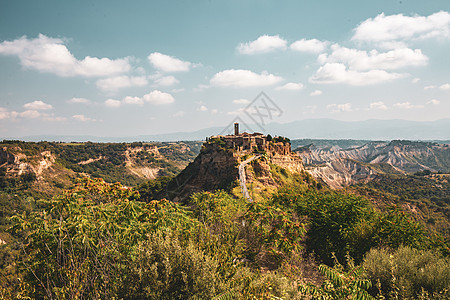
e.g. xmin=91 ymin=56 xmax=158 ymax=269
xmin=1 ymin=0 xmax=450 ymax=139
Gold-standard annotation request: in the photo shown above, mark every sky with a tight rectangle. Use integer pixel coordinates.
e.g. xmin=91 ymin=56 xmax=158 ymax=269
xmin=1 ymin=0 xmax=450 ymax=138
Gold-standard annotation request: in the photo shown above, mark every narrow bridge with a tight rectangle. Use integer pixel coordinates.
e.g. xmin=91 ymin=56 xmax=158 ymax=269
xmin=238 ymin=155 xmax=260 ymax=202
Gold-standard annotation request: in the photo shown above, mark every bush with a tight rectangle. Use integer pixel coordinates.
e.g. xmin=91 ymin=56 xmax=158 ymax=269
xmin=124 ymin=231 xmax=227 ymax=299
xmin=363 ymin=246 xmax=450 ymax=299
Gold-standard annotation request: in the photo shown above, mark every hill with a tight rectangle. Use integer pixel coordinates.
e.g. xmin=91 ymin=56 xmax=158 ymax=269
xmin=294 ymin=140 xmax=450 ymax=189
xmin=0 ymin=140 xmax=201 ymax=196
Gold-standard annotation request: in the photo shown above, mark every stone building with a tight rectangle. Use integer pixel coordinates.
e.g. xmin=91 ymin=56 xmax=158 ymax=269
xmin=208 ymin=123 xmax=289 ymax=154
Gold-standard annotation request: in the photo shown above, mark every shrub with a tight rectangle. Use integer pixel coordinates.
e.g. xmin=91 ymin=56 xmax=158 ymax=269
xmin=124 ymin=231 xmax=227 ymax=299
xmin=363 ymin=246 xmax=450 ymax=299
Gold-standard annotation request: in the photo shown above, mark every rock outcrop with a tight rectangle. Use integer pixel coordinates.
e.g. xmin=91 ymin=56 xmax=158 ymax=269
xmin=296 ymin=140 xmax=450 ymax=189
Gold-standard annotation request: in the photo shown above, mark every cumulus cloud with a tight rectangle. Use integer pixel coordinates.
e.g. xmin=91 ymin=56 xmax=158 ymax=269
xmin=198 ymin=105 xmax=208 ymax=111
xmin=237 ymin=35 xmax=287 ymax=54
xmin=0 ymin=34 xmax=131 ymax=77
xmin=393 ymin=102 xmax=424 ymax=109
xmin=0 ymin=107 xmax=10 ymax=120
xmin=232 ymin=99 xmax=250 ymax=105
xmin=210 ymin=69 xmax=283 ymax=87
xmin=23 ymin=100 xmax=52 ymax=110
xmin=68 ymin=97 xmax=90 ymax=104
xmin=154 ymin=75 xmax=179 ymax=86
xmin=439 ymin=83 xmax=450 ymax=90
xmin=276 ymin=82 xmax=304 ymax=91
xmin=352 ymin=11 xmax=450 ymax=48
xmin=327 ymin=103 xmax=352 ymax=113
xmin=96 ymin=76 xmax=148 ymax=92
xmin=290 ymin=38 xmax=328 ymax=53
xmin=318 ymin=45 xmax=428 ymax=71
xmin=0 ymin=106 xmax=66 ymax=121
xmin=412 ymin=78 xmax=420 ymax=83
xmin=143 ymin=90 xmax=175 ymax=104
xmin=123 ymin=96 xmax=144 ymax=105
xmin=104 ymin=91 xmax=175 ymax=107
xmin=309 ymin=90 xmax=322 ymax=96
xmin=104 ymin=99 xmax=121 ymax=107
xmin=148 ymin=52 xmax=191 ymax=72
xmin=369 ymin=101 xmax=388 ymax=110
xmin=310 ymin=63 xmax=405 ymax=86
xmin=72 ymin=114 xmax=96 ymax=122
xmin=20 ymin=110 xmax=41 ymax=118
xmin=424 ymin=85 xmax=436 ymax=90
xmin=427 ymin=99 xmax=440 ymax=105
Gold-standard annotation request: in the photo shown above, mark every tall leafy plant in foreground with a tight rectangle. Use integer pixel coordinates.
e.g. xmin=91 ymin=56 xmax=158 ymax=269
xmin=272 ymin=187 xmax=427 ymax=265
xmin=10 ymin=178 xmax=200 ymax=299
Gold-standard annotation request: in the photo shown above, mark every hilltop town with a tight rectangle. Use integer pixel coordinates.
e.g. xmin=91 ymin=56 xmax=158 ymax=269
xmin=206 ymin=123 xmax=291 ymax=155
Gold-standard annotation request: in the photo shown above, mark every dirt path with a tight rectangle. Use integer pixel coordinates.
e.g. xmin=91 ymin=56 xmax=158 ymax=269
xmin=238 ymin=155 xmax=260 ymax=202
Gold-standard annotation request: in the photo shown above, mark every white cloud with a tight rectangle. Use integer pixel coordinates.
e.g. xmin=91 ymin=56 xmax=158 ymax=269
xmin=210 ymin=69 xmax=283 ymax=87
xmin=148 ymin=52 xmax=191 ymax=72
xmin=0 ymin=107 xmax=10 ymax=120
xmin=23 ymin=100 xmax=52 ymax=110
xmin=310 ymin=63 xmax=405 ymax=86
xmin=352 ymin=11 xmax=450 ymax=47
xmin=290 ymin=38 xmax=328 ymax=53
xmin=20 ymin=110 xmax=41 ymax=118
xmin=72 ymin=114 xmax=95 ymax=122
xmin=427 ymin=99 xmax=440 ymax=105
xmin=237 ymin=35 xmax=287 ymax=54
xmin=0 ymin=107 xmax=66 ymax=121
xmin=123 ymin=96 xmax=144 ymax=105
xmin=68 ymin=97 xmax=90 ymax=104
xmin=393 ymin=102 xmax=424 ymax=109
xmin=198 ymin=105 xmax=208 ymax=111
xmin=318 ymin=45 xmax=428 ymax=71
xmin=276 ymin=82 xmax=304 ymax=91
xmin=211 ymin=109 xmax=218 ymax=114
xmin=154 ymin=75 xmax=179 ymax=86
xmin=439 ymin=83 xmax=450 ymax=90
xmin=369 ymin=101 xmax=388 ymax=110
xmin=173 ymin=111 xmax=185 ymax=117
xmin=143 ymin=90 xmax=175 ymax=105
xmin=310 ymin=90 xmax=322 ymax=96
xmin=424 ymin=85 xmax=436 ymax=90
xmin=232 ymin=98 xmax=250 ymax=105
xmin=104 ymin=99 xmax=121 ymax=107
xmin=327 ymin=103 xmax=352 ymax=113
xmin=96 ymin=76 xmax=148 ymax=92
xmin=0 ymin=34 xmax=131 ymax=77
xmin=42 ymin=114 xmax=66 ymax=122
xmin=411 ymin=78 xmax=420 ymax=83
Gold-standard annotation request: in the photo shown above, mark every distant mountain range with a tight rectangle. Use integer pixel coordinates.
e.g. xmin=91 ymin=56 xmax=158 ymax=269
xmin=5 ymin=118 xmax=450 ymax=142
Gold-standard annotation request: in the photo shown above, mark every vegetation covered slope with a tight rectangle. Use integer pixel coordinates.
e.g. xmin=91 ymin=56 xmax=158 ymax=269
xmin=1 ymin=139 xmax=449 ymax=299
xmin=2 ymin=176 xmax=448 ymax=299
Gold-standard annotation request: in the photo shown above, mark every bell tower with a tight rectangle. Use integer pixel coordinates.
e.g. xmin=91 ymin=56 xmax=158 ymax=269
xmin=234 ymin=122 xmax=239 ymax=136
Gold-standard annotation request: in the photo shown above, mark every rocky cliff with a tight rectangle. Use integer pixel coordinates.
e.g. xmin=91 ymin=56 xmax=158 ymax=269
xmin=295 ymin=140 xmax=450 ymax=189
xmin=162 ymin=140 xmax=305 ymax=202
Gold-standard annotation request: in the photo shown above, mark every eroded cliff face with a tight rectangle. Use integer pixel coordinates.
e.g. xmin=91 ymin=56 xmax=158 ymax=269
xmin=164 ymin=140 xmax=305 ymax=202
xmin=0 ymin=147 xmax=56 ymax=179
xmin=296 ymin=141 xmax=450 ymax=189
xmin=163 ymin=143 xmax=240 ymax=201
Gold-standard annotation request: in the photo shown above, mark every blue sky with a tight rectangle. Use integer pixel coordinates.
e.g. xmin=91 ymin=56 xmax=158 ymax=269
xmin=1 ymin=0 xmax=450 ymax=138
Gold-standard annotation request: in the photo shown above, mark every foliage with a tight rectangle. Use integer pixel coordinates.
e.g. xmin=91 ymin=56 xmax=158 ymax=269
xmin=9 ymin=177 xmax=199 ymax=299
xmin=300 ymin=255 xmax=374 ymax=300
xmin=244 ymin=201 xmax=306 ymax=257
xmin=136 ymin=175 xmax=174 ymax=201
xmin=123 ymin=231 xmax=227 ymax=299
xmin=363 ymin=246 xmax=450 ymax=299
xmin=272 ymin=187 xmax=427 ymax=265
